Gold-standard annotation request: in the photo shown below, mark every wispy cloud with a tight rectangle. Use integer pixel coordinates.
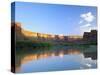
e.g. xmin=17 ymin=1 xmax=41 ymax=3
xmin=79 ymin=20 xmax=83 ymax=24
xmin=80 ymin=23 xmax=91 ymax=28
xmin=80 ymin=26 xmax=97 ymax=34
xmin=79 ymin=12 xmax=96 ymax=35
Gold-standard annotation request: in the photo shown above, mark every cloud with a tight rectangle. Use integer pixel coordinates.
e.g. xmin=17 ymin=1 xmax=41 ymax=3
xmin=79 ymin=20 xmax=83 ymax=24
xmin=78 ymin=12 xmax=97 ymax=35
xmin=80 ymin=23 xmax=91 ymax=28
xmin=80 ymin=27 xmax=90 ymax=35
xmin=80 ymin=26 xmax=97 ymax=35
xmin=80 ymin=12 xmax=95 ymax=23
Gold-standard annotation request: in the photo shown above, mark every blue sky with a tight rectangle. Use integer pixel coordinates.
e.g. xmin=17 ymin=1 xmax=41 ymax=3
xmin=12 ymin=2 xmax=97 ymax=36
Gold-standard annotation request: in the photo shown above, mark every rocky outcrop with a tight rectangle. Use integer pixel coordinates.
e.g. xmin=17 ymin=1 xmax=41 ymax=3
xmin=83 ymin=30 xmax=97 ymax=44
xmin=11 ymin=22 xmax=25 ymax=40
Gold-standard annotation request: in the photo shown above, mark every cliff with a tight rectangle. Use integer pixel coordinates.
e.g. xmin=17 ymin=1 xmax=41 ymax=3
xmin=11 ymin=22 xmax=82 ymax=42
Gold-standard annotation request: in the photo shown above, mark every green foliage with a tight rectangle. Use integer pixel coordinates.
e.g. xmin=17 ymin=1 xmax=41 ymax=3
xmin=16 ymin=40 xmax=53 ymax=50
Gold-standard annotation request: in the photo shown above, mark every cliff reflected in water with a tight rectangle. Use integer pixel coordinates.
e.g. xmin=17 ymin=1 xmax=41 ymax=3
xmin=20 ymin=50 xmax=81 ymax=64
xmin=15 ymin=45 xmax=97 ymax=73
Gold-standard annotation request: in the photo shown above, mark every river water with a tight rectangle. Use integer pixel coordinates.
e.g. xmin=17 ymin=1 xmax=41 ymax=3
xmin=15 ymin=45 xmax=97 ymax=73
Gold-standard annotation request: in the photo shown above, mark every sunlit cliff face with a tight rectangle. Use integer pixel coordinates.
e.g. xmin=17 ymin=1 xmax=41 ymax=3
xmin=67 ymin=36 xmax=83 ymax=39
xmin=58 ymin=34 xmax=64 ymax=40
xmin=21 ymin=29 xmax=38 ymax=37
xmin=15 ymin=22 xmax=21 ymax=27
xmin=14 ymin=22 xmax=82 ymax=40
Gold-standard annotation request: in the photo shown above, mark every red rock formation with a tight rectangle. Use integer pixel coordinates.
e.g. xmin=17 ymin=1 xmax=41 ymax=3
xmin=12 ymin=22 xmax=82 ymax=41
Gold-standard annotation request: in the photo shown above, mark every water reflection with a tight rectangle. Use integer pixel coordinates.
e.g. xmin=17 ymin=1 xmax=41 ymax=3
xmin=20 ymin=50 xmax=81 ymax=64
xmin=15 ymin=45 xmax=97 ymax=73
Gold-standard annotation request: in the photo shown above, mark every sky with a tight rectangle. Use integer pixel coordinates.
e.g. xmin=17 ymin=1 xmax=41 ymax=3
xmin=12 ymin=2 xmax=97 ymax=36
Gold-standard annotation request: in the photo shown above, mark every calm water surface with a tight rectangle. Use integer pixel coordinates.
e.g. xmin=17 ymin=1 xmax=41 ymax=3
xmin=16 ymin=45 xmax=97 ymax=73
